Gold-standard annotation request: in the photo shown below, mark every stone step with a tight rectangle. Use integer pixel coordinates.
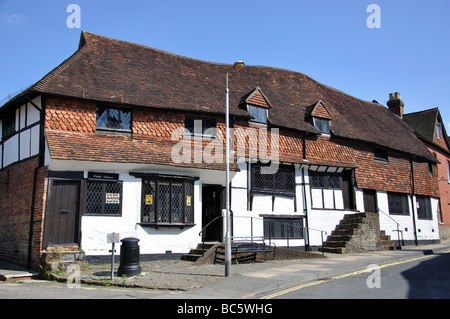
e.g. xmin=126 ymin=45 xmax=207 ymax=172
xmin=323 ymin=240 xmax=348 ymax=248
xmin=326 ymin=234 xmax=353 ymax=242
xmin=181 ymin=242 xmax=219 ymax=262
xmin=319 ymin=246 xmax=346 ymax=254
xmin=181 ymin=254 xmax=203 ymax=262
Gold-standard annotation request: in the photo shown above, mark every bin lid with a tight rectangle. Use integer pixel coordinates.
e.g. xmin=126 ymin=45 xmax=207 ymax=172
xmin=121 ymin=237 xmax=140 ymax=243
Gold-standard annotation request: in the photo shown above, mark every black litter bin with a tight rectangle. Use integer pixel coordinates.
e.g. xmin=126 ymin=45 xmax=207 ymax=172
xmin=117 ymin=237 xmax=142 ymax=277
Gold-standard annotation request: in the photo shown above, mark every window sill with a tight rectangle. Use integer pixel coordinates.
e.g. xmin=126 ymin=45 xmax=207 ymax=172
xmin=96 ymin=128 xmax=132 ymax=136
xmin=138 ymin=223 xmax=196 ymax=229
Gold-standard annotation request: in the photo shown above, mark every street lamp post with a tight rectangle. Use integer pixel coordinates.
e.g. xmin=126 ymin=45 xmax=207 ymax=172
xmin=225 ymin=61 xmax=244 ymax=277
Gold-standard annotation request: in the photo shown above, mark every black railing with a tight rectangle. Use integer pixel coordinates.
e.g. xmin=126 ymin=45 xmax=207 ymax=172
xmin=378 ymin=208 xmax=403 ymax=250
xmin=198 ymin=215 xmax=327 ymax=256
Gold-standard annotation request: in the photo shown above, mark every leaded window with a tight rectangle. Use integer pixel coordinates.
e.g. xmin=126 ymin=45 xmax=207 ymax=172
xmin=388 ymin=192 xmax=409 ymax=216
xmin=416 ymin=195 xmax=432 ymax=220
xmin=2 ymin=111 xmax=16 ymax=138
xmin=248 ymin=105 xmax=268 ymax=124
xmin=252 ymin=162 xmax=295 ymax=194
xmin=141 ymin=178 xmax=194 ymax=225
xmin=85 ymin=181 xmax=123 ymax=216
xmin=313 ymin=117 xmax=330 ymax=134
xmin=96 ymin=106 xmax=132 ymax=132
xmin=264 ymin=218 xmax=304 ymax=239
xmin=309 ymin=171 xmax=342 ymax=190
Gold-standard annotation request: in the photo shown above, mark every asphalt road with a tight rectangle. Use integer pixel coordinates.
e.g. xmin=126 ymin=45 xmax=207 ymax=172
xmin=258 ymin=251 xmax=450 ymax=299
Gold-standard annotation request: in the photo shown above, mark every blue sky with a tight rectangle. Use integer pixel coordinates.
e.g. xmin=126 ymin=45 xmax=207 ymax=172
xmin=1 ymin=0 xmax=449 ymax=129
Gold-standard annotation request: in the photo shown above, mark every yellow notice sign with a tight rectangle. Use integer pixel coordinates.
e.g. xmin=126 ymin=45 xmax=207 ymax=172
xmin=145 ymin=194 xmax=153 ymax=205
xmin=186 ymin=196 xmax=192 ymax=207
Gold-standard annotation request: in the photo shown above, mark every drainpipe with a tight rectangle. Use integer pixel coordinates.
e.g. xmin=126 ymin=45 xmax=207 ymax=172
xmin=410 ymin=156 xmax=418 ymax=246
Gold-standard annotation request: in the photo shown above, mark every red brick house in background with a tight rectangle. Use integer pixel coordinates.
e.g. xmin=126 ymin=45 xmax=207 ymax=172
xmin=0 ymin=32 xmax=441 ymax=269
xmin=402 ymin=106 xmax=450 ymax=239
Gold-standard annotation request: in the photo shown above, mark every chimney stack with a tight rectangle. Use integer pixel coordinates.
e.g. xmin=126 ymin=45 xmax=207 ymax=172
xmin=387 ymin=92 xmax=404 ymax=118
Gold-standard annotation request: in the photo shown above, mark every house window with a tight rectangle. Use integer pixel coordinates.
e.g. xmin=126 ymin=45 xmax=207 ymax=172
xmin=85 ymin=181 xmax=123 ymax=216
xmin=416 ymin=195 xmax=432 ymax=220
xmin=184 ymin=117 xmax=217 ymax=138
xmin=313 ymin=117 xmax=330 ymax=134
xmin=251 ymin=162 xmax=295 ymax=195
xmin=248 ymin=104 xmax=267 ymax=124
xmin=96 ymin=106 xmax=131 ymax=133
xmin=388 ymin=192 xmax=409 ymax=216
xmin=141 ymin=178 xmax=194 ymax=225
xmin=374 ymin=148 xmax=389 ymax=163
xmin=309 ymin=170 xmax=347 ymax=210
xmin=447 ymin=160 xmax=450 ymax=183
xmin=264 ymin=217 xmax=304 ymax=239
xmin=436 ymin=123 xmax=442 ymax=139
xmin=310 ymin=171 xmax=342 ymax=189
xmin=2 ymin=111 xmax=16 ymax=138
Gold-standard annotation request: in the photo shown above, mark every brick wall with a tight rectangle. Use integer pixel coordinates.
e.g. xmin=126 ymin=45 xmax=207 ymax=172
xmin=306 ymin=135 xmax=439 ymax=197
xmin=0 ymin=157 xmax=47 ymax=268
xmin=427 ymin=143 xmax=450 ymax=225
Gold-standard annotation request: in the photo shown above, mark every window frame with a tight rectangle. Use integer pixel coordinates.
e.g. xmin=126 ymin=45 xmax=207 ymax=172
xmin=140 ymin=176 xmax=195 ymax=227
xmin=388 ymin=192 xmax=410 ymax=216
xmin=251 ymin=162 xmax=295 ymax=196
xmin=248 ymin=104 xmax=268 ymax=125
xmin=2 ymin=111 xmax=16 ymax=139
xmin=96 ymin=105 xmax=132 ymax=134
xmin=263 ymin=217 xmax=304 ymax=240
xmin=184 ymin=116 xmax=217 ymax=139
xmin=416 ymin=195 xmax=432 ymax=220
xmin=309 ymin=171 xmax=342 ymax=190
xmin=374 ymin=148 xmax=389 ymax=163
xmin=436 ymin=123 xmax=442 ymax=140
xmin=313 ymin=117 xmax=331 ymax=135
xmin=84 ymin=180 xmax=123 ymax=216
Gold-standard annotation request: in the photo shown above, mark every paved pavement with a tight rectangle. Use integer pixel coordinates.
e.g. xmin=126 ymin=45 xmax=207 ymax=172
xmin=1 ymin=240 xmax=449 ymax=299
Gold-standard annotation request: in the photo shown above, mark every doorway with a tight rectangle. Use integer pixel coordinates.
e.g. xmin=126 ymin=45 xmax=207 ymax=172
xmin=43 ymin=180 xmax=81 ymax=248
xmin=202 ymin=185 xmax=224 ymax=242
xmin=363 ymin=189 xmax=377 ymax=213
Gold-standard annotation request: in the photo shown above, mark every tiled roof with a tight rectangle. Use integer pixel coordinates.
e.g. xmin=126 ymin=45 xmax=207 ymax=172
xmin=24 ymin=32 xmax=435 ymax=162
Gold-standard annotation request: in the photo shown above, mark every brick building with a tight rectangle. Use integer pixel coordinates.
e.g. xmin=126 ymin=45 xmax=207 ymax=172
xmin=0 ymin=32 xmax=441 ymax=268
xmin=403 ymin=107 xmax=450 ymax=239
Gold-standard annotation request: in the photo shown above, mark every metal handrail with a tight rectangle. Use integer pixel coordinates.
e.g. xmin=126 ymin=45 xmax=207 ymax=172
xmin=198 ymin=214 xmax=327 ymax=256
xmin=377 ymin=208 xmax=403 ymax=249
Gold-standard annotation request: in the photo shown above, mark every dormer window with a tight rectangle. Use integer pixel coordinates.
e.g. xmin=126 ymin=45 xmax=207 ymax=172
xmin=249 ymin=104 xmax=267 ymax=124
xmin=313 ymin=117 xmax=330 ymax=134
xmin=306 ymin=100 xmax=333 ymax=135
xmin=240 ymin=87 xmax=272 ymax=126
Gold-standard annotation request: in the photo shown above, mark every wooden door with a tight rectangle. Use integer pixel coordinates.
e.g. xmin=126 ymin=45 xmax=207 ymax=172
xmin=363 ymin=189 xmax=377 ymax=213
xmin=43 ymin=180 xmax=80 ymax=247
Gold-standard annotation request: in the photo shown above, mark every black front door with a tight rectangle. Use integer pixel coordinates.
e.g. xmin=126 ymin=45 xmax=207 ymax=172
xmin=43 ymin=180 xmax=81 ymax=247
xmin=202 ymin=185 xmax=224 ymax=242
